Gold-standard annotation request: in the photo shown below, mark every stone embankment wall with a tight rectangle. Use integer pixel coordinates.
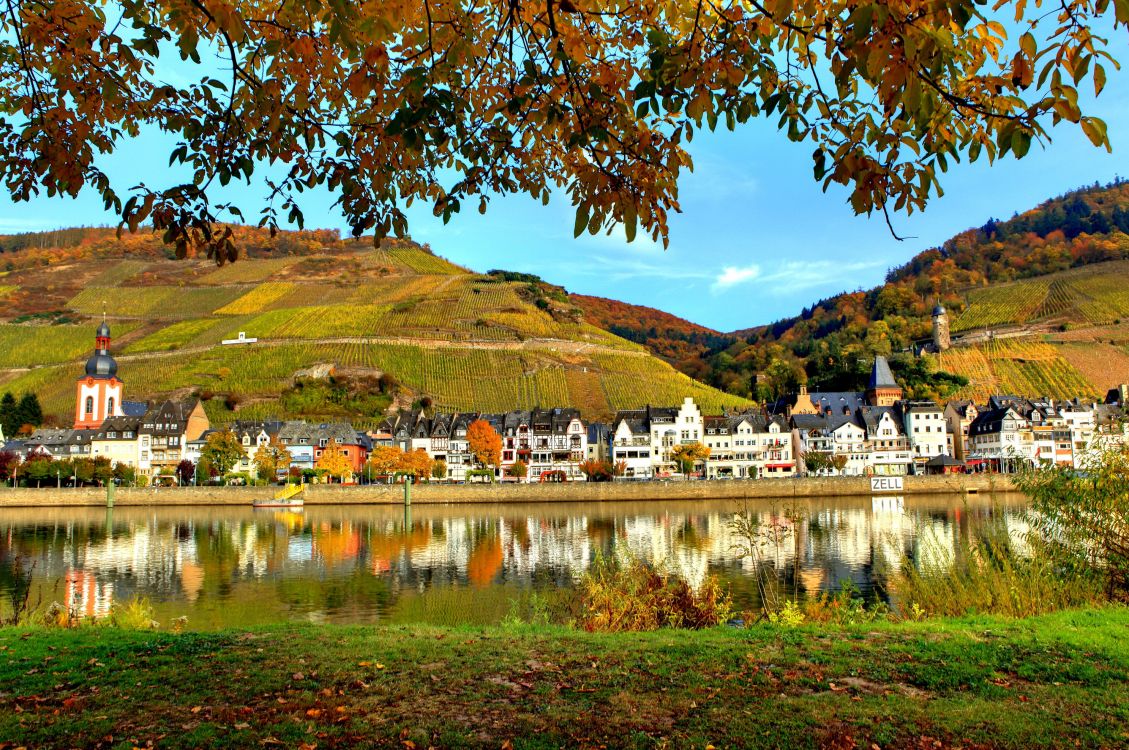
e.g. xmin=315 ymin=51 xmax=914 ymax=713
xmin=0 ymin=474 xmax=1015 ymax=508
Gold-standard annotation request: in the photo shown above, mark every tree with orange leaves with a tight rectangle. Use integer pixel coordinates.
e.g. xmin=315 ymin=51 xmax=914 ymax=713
xmin=398 ymin=449 xmax=434 ymax=480
xmin=366 ymin=445 xmax=404 ymax=477
xmin=467 ymin=419 xmax=502 ymax=471
xmin=2 ymin=1 xmax=1122 ymax=258
xmin=315 ymin=440 xmax=352 ymax=483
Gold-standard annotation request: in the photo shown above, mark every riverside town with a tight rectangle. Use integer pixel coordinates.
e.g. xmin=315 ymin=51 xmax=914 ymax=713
xmin=4 ymin=4 xmax=1129 ymax=748
xmin=1 ymin=322 xmax=1126 ymax=486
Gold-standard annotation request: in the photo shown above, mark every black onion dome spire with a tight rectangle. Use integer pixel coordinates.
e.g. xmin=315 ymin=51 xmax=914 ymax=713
xmin=83 ymin=321 xmax=118 ymax=379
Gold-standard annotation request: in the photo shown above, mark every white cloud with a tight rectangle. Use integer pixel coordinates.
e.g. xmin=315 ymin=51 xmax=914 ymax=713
xmin=711 ymin=263 xmax=762 ymax=292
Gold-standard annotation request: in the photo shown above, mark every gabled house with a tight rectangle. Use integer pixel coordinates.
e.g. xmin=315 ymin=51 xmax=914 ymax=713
xmin=277 ymin=420 xmax=320 ymax=471
xmin=860 ymin=406 xmax=912 ymax=475
xmin=91 ymin=415 xmax=146 ymax=474
xmin=968 ymin=406 xmax=1032 ymax=470
xmin=25 ymin=428 xmax=95 ymax=460
xmin=944 ymin=400 xmax=979 ymax=461
xmin=586 ymin=422 xmax=611 ymax=464
xmin=611 ymin=410 xmax=651 ymax=479
xmin=898 ymin=401 xmax=949 ymax=472
xmin=140 ymin=400 xmax=209 ymax=477
xmin=312 ymin=422 xmax=368 ymax=478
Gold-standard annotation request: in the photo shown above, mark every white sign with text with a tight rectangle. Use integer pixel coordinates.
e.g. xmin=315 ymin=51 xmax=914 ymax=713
xmin=870 ymin=476 xmax=904 ymax=493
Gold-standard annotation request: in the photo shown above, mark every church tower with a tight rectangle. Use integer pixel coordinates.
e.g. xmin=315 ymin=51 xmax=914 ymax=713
xmin=866 ymin=356 xmax=903 ymax=407
xmin=932 ymin=302 xmax=951 ymax=352
xmin=74 ymin=321 xmax=124 ymax=429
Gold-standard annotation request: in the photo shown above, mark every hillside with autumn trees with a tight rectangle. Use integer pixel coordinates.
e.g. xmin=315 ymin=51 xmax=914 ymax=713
xmin=574 ymin=180 xmax=1129 ymax=403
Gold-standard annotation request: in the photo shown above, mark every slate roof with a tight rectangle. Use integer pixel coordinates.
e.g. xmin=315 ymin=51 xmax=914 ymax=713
xmin=808 ymin=392 xmax=866 ymax=415
xmin=868 ymin=356 xmax=898 ymax=389
xmin=859 ymin=406 xmax=901 ymax=436
xmin=140 ymin=400 xmax=201 ymax=436
xmin=969 ymin=407 xmax=1024 ymax=437
xmin=93 ymin=416 xmax=144 ymax=441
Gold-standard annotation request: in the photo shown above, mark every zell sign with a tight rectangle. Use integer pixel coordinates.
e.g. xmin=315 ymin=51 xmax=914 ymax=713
xmin=871 ymin=476 xmax=904 ymax=493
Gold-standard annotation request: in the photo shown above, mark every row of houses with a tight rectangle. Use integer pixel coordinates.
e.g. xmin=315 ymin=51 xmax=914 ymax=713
xmin=4 ymin=322 xmax=1126 ymax=482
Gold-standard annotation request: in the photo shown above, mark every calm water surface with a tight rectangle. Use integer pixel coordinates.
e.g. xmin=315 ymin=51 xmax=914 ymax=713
xmin=0 ymin=495 xmax=1027 ymax=628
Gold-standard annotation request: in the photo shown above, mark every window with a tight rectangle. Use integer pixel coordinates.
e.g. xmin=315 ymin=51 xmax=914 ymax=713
xmin=107 ymin=397 xmax=115 ymax=414
xmin=85 ymin=396 xmax=94 ymax=415
xmin=107 ymin=431 xmax=116 ymax=439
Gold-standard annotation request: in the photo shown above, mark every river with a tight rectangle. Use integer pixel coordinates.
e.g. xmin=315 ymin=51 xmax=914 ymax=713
xmin=0 ymin=494 xmax=1028 ymax=628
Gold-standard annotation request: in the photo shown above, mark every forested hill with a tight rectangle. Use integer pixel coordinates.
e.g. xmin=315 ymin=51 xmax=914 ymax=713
xmin=578 ymin=180 xmax=1129 ymax=404
xmin=570 ymin=294 xmax=735 ymax=383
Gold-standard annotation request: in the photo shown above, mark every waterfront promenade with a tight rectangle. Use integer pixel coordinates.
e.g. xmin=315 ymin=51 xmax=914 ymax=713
xmin=0 ymin=474 xmax=1013 ymax=507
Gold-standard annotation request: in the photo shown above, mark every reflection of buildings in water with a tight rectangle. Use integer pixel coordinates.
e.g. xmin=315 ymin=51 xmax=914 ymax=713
xmin=288 ymin=535 xmax=314 ymax=563
xmin=2 ymin=499 xmax=1033 ymax=624
xmin=180 ymin=561 xmax=204 ymax=602
xmin=311 ymin=522 xmax=360 ymax=570
xmin=502 ymin=516 xmax=591 ymax=585
xmin=65 ymin=569 xmax=113 ymax=619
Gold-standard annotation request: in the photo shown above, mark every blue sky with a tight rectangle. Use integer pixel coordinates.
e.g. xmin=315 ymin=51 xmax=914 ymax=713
xmin=1 ymin=70 xmax=1127 ymax=333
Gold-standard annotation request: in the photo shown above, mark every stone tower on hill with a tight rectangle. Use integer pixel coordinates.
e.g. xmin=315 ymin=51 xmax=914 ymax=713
xmin=932 ymin=302 xmax=951 ymax=352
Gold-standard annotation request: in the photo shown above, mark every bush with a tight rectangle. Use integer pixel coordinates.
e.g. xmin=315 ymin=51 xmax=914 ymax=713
xmin=1016 ymin=445 xmax=1129 ymax=603
xmin=574 ymin=554 xmax=732 ymax=632
xmin=896 ymin=506 xmax=1103 ymax=617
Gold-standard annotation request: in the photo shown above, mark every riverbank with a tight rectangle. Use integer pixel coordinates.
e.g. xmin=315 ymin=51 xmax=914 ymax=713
xmin=0 ymin=473 xmax=1013 ymax=507
xmin=2 ymin=607 xmax=1126 ymax=749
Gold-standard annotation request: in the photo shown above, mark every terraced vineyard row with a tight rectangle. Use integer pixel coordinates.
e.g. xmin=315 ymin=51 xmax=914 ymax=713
xmin=123 ymin=318 xmax=233 ymax=353
xmin=385 ymin=246 xmax=465 ymax=275
xmin=0 ymin=323 xmax=139 ymax=368
xmin=951 ymin=278 xmax=1049 ymax=332
xmin=69 ymin=285 xmax=246 ymax=319
xmin=194 ymin=257 xmax=300 ymax=284
xmin=215 ymin=282 xmax=296 ymax=315
xmin=88 ymin=260 xmax=148 ymax=287
xmin=952 ymin=261 xmax=1129 ymax=332
xmin=944 ymin=338 xmax=1098 ymax=401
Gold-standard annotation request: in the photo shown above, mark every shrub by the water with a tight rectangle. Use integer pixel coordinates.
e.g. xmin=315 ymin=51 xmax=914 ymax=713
xmin=575 ymin=555 xmax=732 ymax=632
xmin=1016 ymin=445 xmax=1129 ymax=602
xmin=895 ymin=512 xmax=1103 ymax=618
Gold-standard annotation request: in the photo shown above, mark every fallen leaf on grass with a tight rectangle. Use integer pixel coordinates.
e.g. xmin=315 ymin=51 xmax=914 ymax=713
xmin=234 ymin=723 xmax=250 ymax=730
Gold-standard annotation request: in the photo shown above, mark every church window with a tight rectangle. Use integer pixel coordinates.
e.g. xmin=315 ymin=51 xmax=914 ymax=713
xmin=85 ymin=396 xmax=94 ymax=415
xmin=107 ymin=398 xmax=115 ymax=414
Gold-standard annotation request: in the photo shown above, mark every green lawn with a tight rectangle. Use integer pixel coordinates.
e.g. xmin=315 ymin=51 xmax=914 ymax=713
xmin=2 ymin=608 xmax=1128 ymax=749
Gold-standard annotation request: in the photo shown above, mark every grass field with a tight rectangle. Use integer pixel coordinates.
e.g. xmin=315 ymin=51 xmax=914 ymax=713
xmin=3 ymin=607 xmax=1128 ymax=749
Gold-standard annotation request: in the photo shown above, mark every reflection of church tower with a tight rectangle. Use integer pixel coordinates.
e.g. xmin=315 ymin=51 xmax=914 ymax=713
xmin=931 ymin=302 xmax=950 ymax=352
xmin=74 ymin=321 xmax=125 ymax=429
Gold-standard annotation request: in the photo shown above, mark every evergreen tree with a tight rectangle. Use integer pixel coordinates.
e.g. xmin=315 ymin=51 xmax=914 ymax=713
xmin=0 ymin=392 xmax=15 ymax=437
xmin=14 ymin=393 xmax=43 ymax=432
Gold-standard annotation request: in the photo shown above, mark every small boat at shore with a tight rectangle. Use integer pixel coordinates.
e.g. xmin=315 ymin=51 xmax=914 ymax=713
xmin=253 ymin=483 xmax=305 ymax=509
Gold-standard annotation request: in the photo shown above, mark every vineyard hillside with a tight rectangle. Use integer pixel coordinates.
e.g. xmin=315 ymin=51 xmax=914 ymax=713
xmin=584 ymin=180 xmax=1129 ymax=404
xmin=0 ymin=232 xmax=751 ymax=426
